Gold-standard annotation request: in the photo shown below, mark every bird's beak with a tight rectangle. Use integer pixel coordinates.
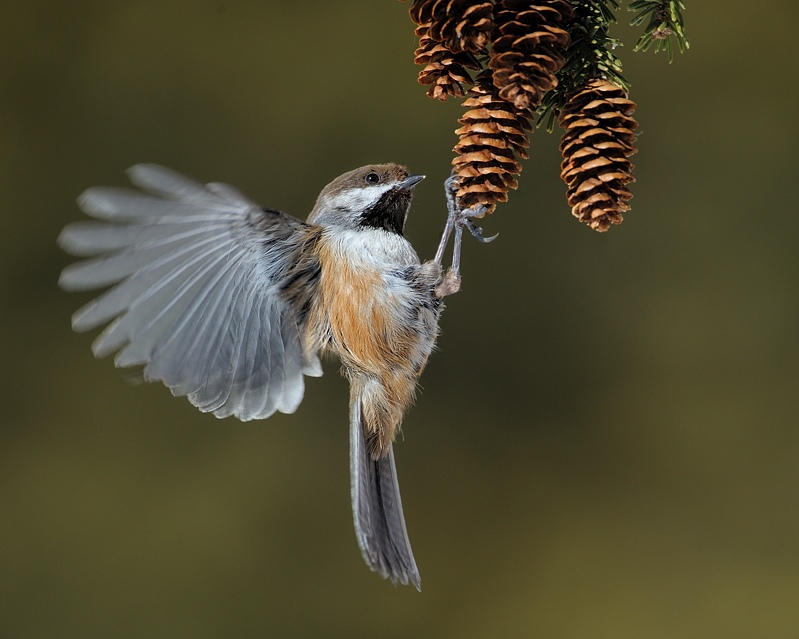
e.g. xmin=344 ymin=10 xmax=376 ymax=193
xmin=399 ymin=174 xmax=425 ymax=190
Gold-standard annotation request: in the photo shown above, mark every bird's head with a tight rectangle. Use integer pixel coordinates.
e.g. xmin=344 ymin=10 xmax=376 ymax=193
xmin=308 ymin=164 xmax=425 ymax=235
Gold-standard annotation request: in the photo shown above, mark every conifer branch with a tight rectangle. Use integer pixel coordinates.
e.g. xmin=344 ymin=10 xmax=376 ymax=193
xmin=538 ymin=0 xmax=629 ymax=133
xmin=629 ymin=0 xmax=689 ymax=63
xmin=538 ymin=0 xmax=627 ymax=132
xmin=400 ymin=0 xmax=688 ymax=230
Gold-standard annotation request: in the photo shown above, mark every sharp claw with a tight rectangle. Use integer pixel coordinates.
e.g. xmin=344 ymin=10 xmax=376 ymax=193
xmin=457 ymin=205 xmax=496 ymax=243
xmin=465 ymin=219 xmax=498 ymax=243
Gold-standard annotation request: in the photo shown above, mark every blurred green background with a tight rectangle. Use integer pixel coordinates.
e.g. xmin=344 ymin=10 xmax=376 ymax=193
xmin=3 ymin=1 xmax=799 ymax=637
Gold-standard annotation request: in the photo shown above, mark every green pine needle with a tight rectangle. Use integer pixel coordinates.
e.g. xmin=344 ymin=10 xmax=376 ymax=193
xmin=536 ymin=0 xmax=689 ymax=130
xmin=539 ymin=0 xmax=628 ymax=131
xmin=629 ymin=0 xmax=689 ymax=62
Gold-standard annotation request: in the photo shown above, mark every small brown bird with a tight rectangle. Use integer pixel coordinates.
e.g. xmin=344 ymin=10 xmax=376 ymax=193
xmin=58 ymin=163 xmax=491 ymax=589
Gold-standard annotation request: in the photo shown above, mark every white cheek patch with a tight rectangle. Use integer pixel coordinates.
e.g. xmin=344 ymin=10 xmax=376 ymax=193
xmin=327 ymin=184 xmax=393 ymax=213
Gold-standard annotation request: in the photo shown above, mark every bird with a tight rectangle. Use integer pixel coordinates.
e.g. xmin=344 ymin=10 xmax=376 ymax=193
xmin=58 ymin=163 xmax=492 ymax=590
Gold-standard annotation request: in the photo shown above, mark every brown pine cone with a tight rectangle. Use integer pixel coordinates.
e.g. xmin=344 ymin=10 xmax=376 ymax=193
xmin=408 ymin=0 xmax=437 ymax=25
xmin=414 ymin=24 xmax=481 ymax=101
xmin=409 ymin=0 xmax=495 ymax=54
xmin=452 ymin=70 xmax=533 ymax=214
xmin=489 ymin=0 xmax=573 ymax=111
xmin=558 ymin=79 xmax=638 ymax=232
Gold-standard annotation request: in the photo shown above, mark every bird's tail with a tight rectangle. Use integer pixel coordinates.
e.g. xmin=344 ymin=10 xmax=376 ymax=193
xmin=349 ymin=388 xmax=421 ymax=590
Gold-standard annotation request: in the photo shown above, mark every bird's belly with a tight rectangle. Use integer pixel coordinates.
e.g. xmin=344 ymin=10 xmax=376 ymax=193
xmin=323 ymin=263 xmax=408 ymax=373
xmin=308 ymin=235 xmax=440 ymax=382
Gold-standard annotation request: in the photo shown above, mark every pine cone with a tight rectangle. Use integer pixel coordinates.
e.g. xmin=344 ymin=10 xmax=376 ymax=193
xmin=408 ymin=0 xmax=437 ymax=24
xmin=558 ymin=79 xmax=638 ymax=232
xmin=414 ymin=24 xmax=481 ymax=101
xmin=452 ymin=70 xmax=532 ymax=214
xmin=409 ymin=0 xmax=495 ymax=54
xmin=489 ymin=0 xmax=572 ymax=111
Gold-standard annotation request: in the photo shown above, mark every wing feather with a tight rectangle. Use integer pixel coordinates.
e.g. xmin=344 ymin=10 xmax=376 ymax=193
xmin=71 ymin=232 xmax=230 ymax=331
xmin=59 ymin=164 xmax=322 ymax=420
xmin=128 ymin=164 xmax=222 ymax=203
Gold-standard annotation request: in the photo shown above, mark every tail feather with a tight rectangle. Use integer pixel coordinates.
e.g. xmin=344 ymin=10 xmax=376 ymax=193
xmin=350 ymin=396 xmax=421 ymax=590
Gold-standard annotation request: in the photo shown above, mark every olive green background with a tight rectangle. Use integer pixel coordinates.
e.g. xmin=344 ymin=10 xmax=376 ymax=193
xmin=3 ymin=1 xmax=799 ymax=637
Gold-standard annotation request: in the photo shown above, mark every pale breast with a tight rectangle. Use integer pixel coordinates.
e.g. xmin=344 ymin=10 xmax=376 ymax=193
xmin=311 ymin=229 xmax=439 ymax=377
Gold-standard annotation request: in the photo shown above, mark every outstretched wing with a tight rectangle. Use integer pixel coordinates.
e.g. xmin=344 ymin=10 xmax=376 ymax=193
xmin=58 ymin=164 xmax=323 ymax=420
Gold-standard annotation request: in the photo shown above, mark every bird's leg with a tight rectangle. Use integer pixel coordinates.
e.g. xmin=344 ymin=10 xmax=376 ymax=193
xmin=432 ymin=175 xmax=460 ymax=267
xmin=434 ymin=176 xmax=497 ymax=298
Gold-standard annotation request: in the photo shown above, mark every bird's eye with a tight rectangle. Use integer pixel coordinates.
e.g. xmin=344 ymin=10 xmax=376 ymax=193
xmin=364 ymin=172 xmax=380 ymax=185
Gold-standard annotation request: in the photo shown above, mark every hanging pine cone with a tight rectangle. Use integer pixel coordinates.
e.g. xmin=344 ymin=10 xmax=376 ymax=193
xmin=489 ymin=0 xmax=572 ymax=111
xmin=452 ymin=70 xmax=532 ymax=214
xmin=558 ymin=79 xmax=638 ymax=232
xmin=414 ymin=24 xmax=481 ymax=101
xmin=409 ymin=0 xmax=495 ymax=54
